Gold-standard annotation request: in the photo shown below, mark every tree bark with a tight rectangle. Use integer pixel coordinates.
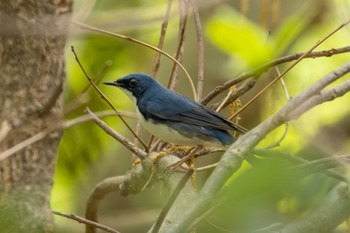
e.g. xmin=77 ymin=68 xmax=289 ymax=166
xmin=0 ymin=1 xmax=72 ymax=232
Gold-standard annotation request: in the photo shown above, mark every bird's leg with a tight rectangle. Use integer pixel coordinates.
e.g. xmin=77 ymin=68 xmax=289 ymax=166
xmin=152 ymin=145 xmax=192 ymax=164
xmin=188 ymin=156 xmax=197 ymax=191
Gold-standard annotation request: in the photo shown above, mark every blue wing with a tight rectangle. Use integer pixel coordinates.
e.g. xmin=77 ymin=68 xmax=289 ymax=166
xmin=138 ymin=89 xmax=247 ymax=133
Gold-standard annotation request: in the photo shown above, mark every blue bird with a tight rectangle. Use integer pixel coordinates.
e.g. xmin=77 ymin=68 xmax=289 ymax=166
xmin=104 ymin=73 xmax=246 ymax=147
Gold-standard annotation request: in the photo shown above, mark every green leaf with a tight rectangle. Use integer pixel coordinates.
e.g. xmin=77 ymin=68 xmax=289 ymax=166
xmin=206 ymin=6 xmax=273 ymax=68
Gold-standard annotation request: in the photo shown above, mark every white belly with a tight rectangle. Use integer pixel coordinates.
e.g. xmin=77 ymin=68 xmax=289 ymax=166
xmin=136 ymin=108 xmax=220 ymax=147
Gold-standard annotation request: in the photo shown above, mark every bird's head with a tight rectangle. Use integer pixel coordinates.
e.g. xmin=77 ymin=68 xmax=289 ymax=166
xmin=104 ymin=73 xmax=159 ymax=101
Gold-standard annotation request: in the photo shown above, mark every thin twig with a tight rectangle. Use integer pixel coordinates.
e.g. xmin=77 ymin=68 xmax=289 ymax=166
xmin=64 ymin=60 xmax=111 ymax=115
xmin=291 ymin=153 xmax=350 ymax=172
xmin=72 ymin=20 xmax=197 ymax=100
xmin=215 ymin=87 xmax=234 ymax=112
xmin=195 ymin=162 xmax=219 ymax=172
xmin=151 ymin=0 xmax=173 ymax=77
xmin=229 ymin=20 xmax=350 ymax=120
xmin=210 ymin=78 xmax=256 ymax=111
xmin=265 ymin=67 xmax=290 ymax=149
xmin=167 ymin=0 xmax=189 ymax=92
xmin=85 ymin=107 xmax=147 ymax=159
xmin=52 ymin=210 xmax=120 ymax=233
xmin=63 ymin=110 xmax=137 ymax=129
xmin=71 ymin=46 xmax=148 ymax=152
xmin=74 ymin=0 xmax=97 ymax=21
xmin=0 ymin=120 xmax=61 ymax=161
xmin=253 ymin=149 xmax=349 ymax=183
xmin=146 ymin=0 xmax=174 ymax=153
xmin=201 ymin=45 xmax=350 ymax=105
xmin=168 ymin=146 xmax=200 ymax=170
xmin=190 ymin=0 xmax=205 ymax=100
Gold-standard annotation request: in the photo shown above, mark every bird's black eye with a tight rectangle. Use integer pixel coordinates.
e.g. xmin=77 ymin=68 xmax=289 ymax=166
xmin=129 ymin=78 xmax=137 ymax=88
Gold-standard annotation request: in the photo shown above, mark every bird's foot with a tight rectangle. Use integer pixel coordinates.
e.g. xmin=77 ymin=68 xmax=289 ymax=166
xmin=152 ymin=145 xmax=192 ymax=164
xmin=131 ymin=159 xmax=142 ymax=168
xmin=168 ymin=146 xmax=201 ymax=170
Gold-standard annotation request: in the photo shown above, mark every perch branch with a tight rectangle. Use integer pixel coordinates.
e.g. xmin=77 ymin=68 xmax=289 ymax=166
xmin=84 ymin=153 xmax=196 ymax=233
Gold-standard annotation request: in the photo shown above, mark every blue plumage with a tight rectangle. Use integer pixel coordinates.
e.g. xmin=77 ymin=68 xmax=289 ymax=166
xmin=104 ymin=73 xmax=246 ymax=147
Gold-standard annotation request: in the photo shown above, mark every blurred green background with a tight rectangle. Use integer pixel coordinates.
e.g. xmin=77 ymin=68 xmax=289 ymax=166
xmin=52 ymin=0 xmax=350 ymax=232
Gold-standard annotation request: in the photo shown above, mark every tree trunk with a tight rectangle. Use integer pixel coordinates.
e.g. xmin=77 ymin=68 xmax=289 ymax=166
xmin=0 ymin=1 xmax=72 ymax=232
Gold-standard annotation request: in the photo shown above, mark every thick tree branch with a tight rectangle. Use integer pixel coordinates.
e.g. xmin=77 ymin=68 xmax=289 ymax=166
xmin=288 ymin=78 xmax=350 ymax=120
xmin=151 ymin=169 xmax=194 ymax=233
xmin=85 ymin=152 xmax=195 ymax=233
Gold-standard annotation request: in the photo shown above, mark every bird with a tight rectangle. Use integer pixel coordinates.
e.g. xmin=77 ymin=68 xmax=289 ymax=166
xmin=103 ymin=73 xmax=247 ymax=147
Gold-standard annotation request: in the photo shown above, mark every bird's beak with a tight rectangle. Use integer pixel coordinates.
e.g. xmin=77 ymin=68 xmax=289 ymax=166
xmin=103 ymin=81 xmax=122 ymax=87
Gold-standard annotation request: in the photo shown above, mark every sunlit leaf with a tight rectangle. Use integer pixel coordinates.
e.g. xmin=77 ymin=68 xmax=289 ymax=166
xmin=206 ymin=6 xmax=273 ymax=68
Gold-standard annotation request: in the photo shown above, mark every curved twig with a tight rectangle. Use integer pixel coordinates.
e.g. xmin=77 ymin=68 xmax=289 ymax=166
xmin=72 ymin=20 xmax=197 ymax=100
xmin=85 ymin=176 xmax=126 ymax=233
